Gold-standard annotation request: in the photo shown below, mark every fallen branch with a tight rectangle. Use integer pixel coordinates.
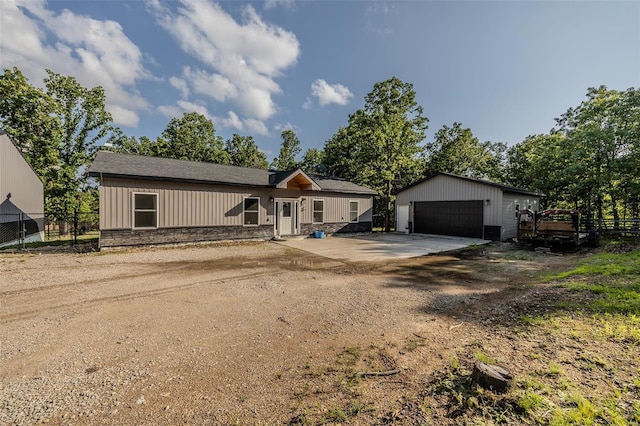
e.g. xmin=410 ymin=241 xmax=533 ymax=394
xmin=359 ymin=369 xmax=400 ymax=377
xmin=449 ymin=323 xmax=463 ymax=330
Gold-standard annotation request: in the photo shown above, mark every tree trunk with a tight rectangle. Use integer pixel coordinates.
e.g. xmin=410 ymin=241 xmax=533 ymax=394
xmin=472 ymin=362 xmax=512 ymax=393
xmin=384 ymin=179 xmax=392 ymax=233
xmin=596 ymin=196 xmax=604 ymax=233
xmin=611 ymin=196 xmax=620 ymax=231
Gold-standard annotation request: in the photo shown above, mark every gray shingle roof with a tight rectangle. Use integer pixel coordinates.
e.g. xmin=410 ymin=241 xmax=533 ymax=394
xmin=89 ymin=151 xmax=377 ymax=195
xmin=395 ymin=171 xmax=540 ymax=197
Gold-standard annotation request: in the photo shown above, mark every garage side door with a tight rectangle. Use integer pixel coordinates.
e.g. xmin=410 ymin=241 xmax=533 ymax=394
xmin=414 ymin=200 xmax=484 ymax=238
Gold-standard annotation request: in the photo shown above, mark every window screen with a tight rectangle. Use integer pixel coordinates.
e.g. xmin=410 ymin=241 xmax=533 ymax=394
xmin=349 ymin=201 xmax=358 ymax=222
xmin=313 ymin=200 xmax=324 ymax=223
xmin=133 ymin=193 xmax=157 ymax=228
xmin=244 ymin=197 xmax=259 ymax=225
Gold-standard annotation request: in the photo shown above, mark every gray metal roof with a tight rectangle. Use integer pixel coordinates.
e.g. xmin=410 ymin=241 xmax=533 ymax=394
xmin=395 ymin=171 xmax=540 ymax=197
xmin=89 ymin=151 xmax=377 ymax=195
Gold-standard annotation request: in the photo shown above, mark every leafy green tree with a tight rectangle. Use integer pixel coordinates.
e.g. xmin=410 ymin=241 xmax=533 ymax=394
xmin=0 ymin=67 xmax=112 ymax=218
xmin=505 ymin=86 xmax=640 ymax=226
xmin=556 ymin=86 xmax=640 ymax=225
xmin=504 ymin=132 xmax=572 ymax=208
xmin=43 ymin=70 xmax=112 ymax=218
xmin=160 ymin=112 xmax=229 ymax=164
xmin=271 ymin=129 xmax=301 ymax=170
xmin=324 ymin=122 xmax=364 ymax=183
xmin=424 ymin=122 xmax=505 ymax=181
xmin=224 ymin=134 xmax=268 ymax=169
xmin=325 ymin=77 xmax=428 ymax=231
xmin=0 ymin=68 xmax=60 ymax=201
xmin=299 ymin=148 xmax=325 ymax=174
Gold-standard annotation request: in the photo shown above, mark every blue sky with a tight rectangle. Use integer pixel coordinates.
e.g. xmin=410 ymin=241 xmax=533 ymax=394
xmin=1 ymin=1 xmax=638 ymax=160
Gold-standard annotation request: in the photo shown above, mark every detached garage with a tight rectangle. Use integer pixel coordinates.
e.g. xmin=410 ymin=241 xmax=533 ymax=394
xmin=395 ymin=172 xmax=540 ymax=241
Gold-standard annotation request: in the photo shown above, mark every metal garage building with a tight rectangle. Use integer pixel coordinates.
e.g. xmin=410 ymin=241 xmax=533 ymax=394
xmin=395 ymin=172 xmax=540 ymax=241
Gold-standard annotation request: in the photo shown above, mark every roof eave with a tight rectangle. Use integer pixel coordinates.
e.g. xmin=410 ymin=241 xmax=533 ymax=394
xmin=90 ymin=171 xmax=273 ymax=189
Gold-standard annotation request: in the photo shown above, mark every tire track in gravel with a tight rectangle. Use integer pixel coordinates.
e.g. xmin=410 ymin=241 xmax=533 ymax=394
xmin=0 ymin=269 xmax=275 ymax=324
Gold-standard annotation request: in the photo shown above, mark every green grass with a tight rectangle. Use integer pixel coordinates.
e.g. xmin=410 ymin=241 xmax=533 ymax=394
xmin=563 ymin=281 xmax=640 ymax=315
xmin=1 ymin=231 xmax=99 ymax=250
xmin=549 ymin=250 xmax=640 ymax=280
xmin=422 ymin=242 xmax=640 ymax=425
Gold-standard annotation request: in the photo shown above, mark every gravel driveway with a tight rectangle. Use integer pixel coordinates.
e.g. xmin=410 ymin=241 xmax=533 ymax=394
xmin=0 ymin=240 xmax=546 ymax=424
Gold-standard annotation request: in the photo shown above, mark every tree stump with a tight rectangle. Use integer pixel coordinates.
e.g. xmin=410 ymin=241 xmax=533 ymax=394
xmin=472 ymin=362 xmax=512 ymax=393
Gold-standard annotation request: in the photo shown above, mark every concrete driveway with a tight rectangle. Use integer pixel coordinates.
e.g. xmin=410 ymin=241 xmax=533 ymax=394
xmin=275 ymin=233 xmax=490 ymax=262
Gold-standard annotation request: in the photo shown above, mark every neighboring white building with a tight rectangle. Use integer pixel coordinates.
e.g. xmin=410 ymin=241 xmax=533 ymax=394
xmin=0 ymin=131 xmax=44 ymax=247
xmin=395 ymin=172 xmax=540 ymax=242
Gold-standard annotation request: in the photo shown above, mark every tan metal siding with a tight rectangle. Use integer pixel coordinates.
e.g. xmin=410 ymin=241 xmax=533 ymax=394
xmin=0 ymin=134 xmax=44 ymax=216
xmin=100 ymin=178 xmax=272 ymax=229
xmin=305 ymin=193 xmax=372 ymax=223
xmin=265 ymin=189 xmax=372 ymax=224
xmin=396 ymin=175 xmax=502 ymax=226
xmin=501 ymin=192 xmax=540 ymax=240
xmin=99 ymin=178 xmax=374 ymax=230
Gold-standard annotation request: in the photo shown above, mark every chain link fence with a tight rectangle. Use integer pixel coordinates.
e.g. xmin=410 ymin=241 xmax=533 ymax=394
xmin=0 ymin=212 xmax=99 ymax=249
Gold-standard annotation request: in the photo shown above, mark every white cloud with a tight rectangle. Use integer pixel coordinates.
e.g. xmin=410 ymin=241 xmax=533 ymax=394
xmin=0 ymin=0 xmax=151 ymax=127
xmin=243 ymin=118 xmax=269 ymax=136
xmin=217 ymin=111 xmax=243 ymax=131
xmin=364 ymin=2 xmax=395 ymax=37
xmin=365 ymin=2 xmax=393 ymax=17
xmin=157 ymin=104 xmax=184 ymax=120
xmin=212 ymin=111 xmax=268 ymax=136
xmin=148 ymin=0 xmax=299 ymax=122
xmin=310 ymin=79 xmax=354 ymax=107
xmin=264 ymin=0 xmax=295 ymax=10
xmin=157 ymin=100 xmax=211 ymax=119
xmin=302 ymin=97 xmax=313 ymax=110
xmin=169 ymin=76 xmax=189 ymax=99
xmin=181 ymin=67 xmax=238 ymax=102
xmin=274 ymin=122 xmax=299 ymax=132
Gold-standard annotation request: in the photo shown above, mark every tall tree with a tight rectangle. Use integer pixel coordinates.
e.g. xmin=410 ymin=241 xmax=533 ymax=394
xmin=424 ymin=122 xmax=506 ymax=181
xmin=324 ymin=122 xmax=364 ymax=183
xmin=556 ymin=86 xmax=640 ymax=225
xmin=0 ymin=67 xmax=112 ymax=217
xmin=224 ymin=134 xmax=268 ymax=169
xmin=44 ymin=70 xmax=112 ymax=217
xmin=299 ymin=148 xmax=325 ymax=174
xmin=504 ymin=132 xmax=572 ymax=208
xmin=505 ymin=86 xmax=640 ymax=224
xmin=160 ymin=112 xmax=229 ymax=164
xmin=0 ymin=68 xmax=60 ymax=198
xmin=271 ymin=129 xmax=301 ymax=170
xmin=324 ymin=77 xmax=428 ymax=231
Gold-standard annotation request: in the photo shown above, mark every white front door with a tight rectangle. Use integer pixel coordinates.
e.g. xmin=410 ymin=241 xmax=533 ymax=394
xmin=397 ymin=205 xmax=409 ymax=233
xmin=275 ymin=199 xmax=299 ymax=236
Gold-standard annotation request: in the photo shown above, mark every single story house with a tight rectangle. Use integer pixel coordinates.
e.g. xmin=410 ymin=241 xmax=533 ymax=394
xmin=0 ymin=130 xmax=45 ymax=247
xmin=395 ymin=172 xmax=540 ymax=241
xmin=88 ymin=151 xmax=376 ymax=248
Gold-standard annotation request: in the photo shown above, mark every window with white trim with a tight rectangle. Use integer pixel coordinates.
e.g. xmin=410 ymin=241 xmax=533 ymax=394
xmin=244 ymin=197 xmax=260 ymax=226
xmin=349 ymin=201 xmax=359 ymax=223
xmin=313 ymin=199 xmax=324 ymax=224
xmin=133 ymin=193 xmax=157 ymax=228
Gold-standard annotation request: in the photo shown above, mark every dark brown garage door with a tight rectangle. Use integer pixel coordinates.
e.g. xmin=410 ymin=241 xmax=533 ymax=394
xmin=414 ymin=200 xmax=484 ymax=238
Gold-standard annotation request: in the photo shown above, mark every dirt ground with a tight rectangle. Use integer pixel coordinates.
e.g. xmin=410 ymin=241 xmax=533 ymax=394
xmin=0 ymin=240 xmax=612 ymax=424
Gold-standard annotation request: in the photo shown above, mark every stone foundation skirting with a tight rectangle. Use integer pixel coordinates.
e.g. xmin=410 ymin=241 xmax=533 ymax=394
xmin=300 ymin=221 xmax=372 ymax=237
xmin=100 ymin=225 xmax=274 ymax=248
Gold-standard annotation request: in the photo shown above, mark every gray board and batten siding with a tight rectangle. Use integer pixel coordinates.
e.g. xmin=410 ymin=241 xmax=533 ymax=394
xmin=0 ymin=131 xmax=45 ymax=245
xmin=395 ymin=172 xmax=540 ymax=242
xmin=89 ymin=151 xmax=375 ymax=248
